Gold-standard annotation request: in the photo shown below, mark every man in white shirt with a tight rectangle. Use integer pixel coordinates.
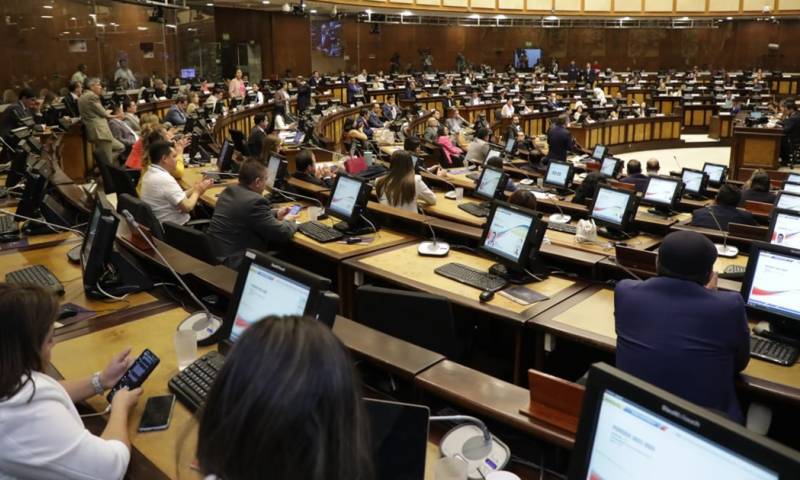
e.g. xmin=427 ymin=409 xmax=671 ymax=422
xmin=113 ymin=59 xmax=136 ymax=89
xmin=140 ymin=140 xmax=212 ymax=225
xmin=500 ymin=98 xmax=515 ymax=119
xmin=70 ymin=64 xmax=88 ymax=86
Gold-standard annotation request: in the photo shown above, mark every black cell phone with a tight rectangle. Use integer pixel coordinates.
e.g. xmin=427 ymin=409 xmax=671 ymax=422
xmin=138 ymin=394 xmax=175 ymax=432
xmin=107 ymin=349 xmax=160 ymax=402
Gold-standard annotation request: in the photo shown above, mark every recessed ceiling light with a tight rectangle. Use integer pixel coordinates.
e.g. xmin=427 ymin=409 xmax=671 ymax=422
xmin=545 ymin=15 xmax=558 ymax=20
xmin=495 ymin=14 xmax=506 ymax=19
xmin=262 ymin=0 xmax=270 ymax=3
xmin=310 ymin=9 xmax=317 ymax=13
xmin=165 ymin=23 xmax=177 ymax=28
xmin=400 ymin=10 xmax=412 ymax=16
xmin=43 ymin=5 xmax=54 ymax=9
xmin=726 ymin=16 xmax=733 ymax=20
xmin=137 ymin=26 xmax=148 ymax=30
xmin=469 ymin=13 xmax=480 ymax=19
xmin=679 ymin=16 xmax=690 ymax=20
xmin=95 ymin=23 xmax=105 ymax=27
xmin=206 ymin=3 xmax=214 ymax=6
xmin=40 ymin=15 xmax=53 ymax=19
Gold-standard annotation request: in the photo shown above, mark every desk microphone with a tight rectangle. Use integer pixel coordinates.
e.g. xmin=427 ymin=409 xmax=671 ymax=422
xmin=432 ymin=414 xmax=510 ymax=479
xmin=121 ymin=210 xmax=222 ymax=345
xmin=546 ymin=195 xmax=572 ymax=224
xmin=0 ymin=207 xmax=85 ymax=261
xmin=705 ymin=206 xmax=739 ymax=258
xmin=672 ymin=154 xmax=683 ymax=174
xmin=416 ymin=205 xmax=450 ymax=257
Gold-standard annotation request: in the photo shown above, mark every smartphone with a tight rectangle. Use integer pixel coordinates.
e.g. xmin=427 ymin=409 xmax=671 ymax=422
xmin=107 ymin=349 xmax=160 ymax=403
xmin=138 ymin=394 xmax=175 ymax=432
xmin=288 ymin=204 xmax=303 ymax=216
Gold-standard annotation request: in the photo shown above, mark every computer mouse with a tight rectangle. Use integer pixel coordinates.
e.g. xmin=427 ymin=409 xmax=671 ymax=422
xmin=58 ymin=305 xmax=79 ymax=320
xmin=479 ymin=290 xmax=494 ymax=303
xmin=345 ymin=237 xmax=362 ymax=245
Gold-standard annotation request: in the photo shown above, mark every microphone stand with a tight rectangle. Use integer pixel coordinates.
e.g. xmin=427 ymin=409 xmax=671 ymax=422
xmin=416 ymin=204 xmax=450 ymax=257
xmin=705 ymin=206 xmax=739 ymax=258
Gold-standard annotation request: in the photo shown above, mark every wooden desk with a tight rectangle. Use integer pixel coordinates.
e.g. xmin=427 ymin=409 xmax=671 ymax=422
xmin=543 ymin=222 xmax=662 ymax=256
xmin=423 ymin=191 xmax=486 ymax=228
xmin=568 ymin=115 xmax=682 ymax=150
xmin=730 ymin=124 xmax=784 ymax=181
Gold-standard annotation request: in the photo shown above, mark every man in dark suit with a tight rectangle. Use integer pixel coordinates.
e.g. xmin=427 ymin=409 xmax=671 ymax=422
xmin=246 ymin=113 xmax=268 ymax=159
xmin=581 ymin=62 xmax=596 ymax=84
xmin=402 ymin=79 xmax=417 ymax=102
xmin=566 ymin=60 xmax=580 ymax=82
xmin=779 ymin=97 xmax=799 ymax=165
xmin=382 ymin=96 xmax=398 ymax=121
xmin=690 ymin=184 xmax=757 ymax=230
xmin=164 ymin=95 xmax=187 ymax=126
xmin=292 ymin=149 xmax=333 ymax=187
xmin=206 ymin=159 xmax=298 ymax=269
xmin=63 ymin=81 xmax=82 ymax=118
xmin=296 ymin=77 xmax=311 ymax=113
xmin=615 ymin=231 xmax=750 ymax=422
xmin=544 ymin=115 xmax=579 ymax=163
xmin=619 ymin=159 xmax=649 ymax=193
xmin=1 ymin=89 xmax=42 ymax=186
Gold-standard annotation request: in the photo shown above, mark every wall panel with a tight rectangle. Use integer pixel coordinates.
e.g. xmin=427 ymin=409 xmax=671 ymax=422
xmin=644 ymin=0 xmax=674 ymax=11
xmin=584 ymin=0 xmax=613 ymax=11
xmin=614 ymin=0 xmax=643 ymax=11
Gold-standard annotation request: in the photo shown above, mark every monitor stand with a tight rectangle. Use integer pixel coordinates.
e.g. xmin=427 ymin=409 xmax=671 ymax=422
xmin=85 ymin=247 xmax=154 ymax=299
xmin=597 ymin=226 xmax=634 ymax=241
xmin=489 ymin=261 xmax=546 ymax=284
xmin=333 ymin=219 xmax=379 ymax=237
xmin=22 ymin=219 xmax=57 ymax=236
xmin=647 ymin=206 xmax=675 ymax=218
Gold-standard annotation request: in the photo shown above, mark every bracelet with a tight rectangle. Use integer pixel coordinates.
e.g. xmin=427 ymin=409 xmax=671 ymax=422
xmin=91 ymin=371 xmax=104 ymax=396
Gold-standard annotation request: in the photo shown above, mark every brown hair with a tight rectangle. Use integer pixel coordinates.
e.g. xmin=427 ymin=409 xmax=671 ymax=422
xmin=258 ymin=134 xmax=282 ymax=164
xmin=375 ymin=150 xmax=416 ymax=207
xmin=0 ymin=284 xmax=58 ymax=401
xmin=508 ymin=189 xmax=538 ymax=211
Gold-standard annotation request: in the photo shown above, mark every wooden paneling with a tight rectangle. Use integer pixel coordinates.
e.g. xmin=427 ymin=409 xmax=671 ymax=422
xmin=709 ymin=0 xmax=740 ymax=11
xmin=585 ymin=0 xmax=614 ymax=11
xmin=676 ymin=0 xmax=707 ymax=11
xmin=615 ymin=0 xmax=643 ymax=10
xmin=554 ymin=0 xmax=582 ymax=9
xmin=644 ymin=0 xmax=674 ymax=10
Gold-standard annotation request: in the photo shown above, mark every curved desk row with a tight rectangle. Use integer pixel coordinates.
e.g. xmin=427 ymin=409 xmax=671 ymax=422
xmin=568 ymin=115 xmax=682 ymax=150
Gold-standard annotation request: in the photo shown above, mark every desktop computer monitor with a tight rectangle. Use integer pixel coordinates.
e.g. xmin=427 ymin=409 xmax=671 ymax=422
xmin=702 ymin=162 xmax=727 ymax=187
xmin=568 ymin=363 xmax=800 ymax=480
xmin=599 ymin=157 xmax=621 ymax=178
xmin=217 ymin=139 xmax=234 ymax=173
xmin=365 ymin=399 xmax=430 ymax=480
xmin=787 ymin=173 xmax=800 ymax=185
xmin=767 ymin=210 xmax=800 ymax=250
xmin=265 ymin=152 xmax=288 ymax=189
xmin=543 ymin=160 xmax=574 ymax=192
xmin=15 ymin=172 xmax=49 ymax=220
xmin=483 ymin=145 xmax=503 ymax=165
xmin=741 ymin=242 xmax=800 ymax=335
xmin=641 ymin=176 xmax=682 ymax=216
xmin=591 ymin=144 xmax=607 ymax=161
xmin=479 ymin=200 xmax=547 ymax=282
xmin=590 ymin=185 xmax=639 ymax=240
xmin=776 ymin=192 xmax=800 ymax=213
xmin=504 ymin=136 xmax=516 ymax=154
xmin=222 ymin=250 xmax=331 ymax=343
xmin=474 ymin=166 xmax=507 ymax=202
xmin=681 ymin=167 xmax=709 ymax=198
xmin=80 ymin=195 xmax=119 ymax=295
xmin=326 ymin=173 xmax=373 ymax=235
xmin=180 ymin=68 xmax=196 ymax=80
xmin=782 ymin=181 xmax=800 ymax=194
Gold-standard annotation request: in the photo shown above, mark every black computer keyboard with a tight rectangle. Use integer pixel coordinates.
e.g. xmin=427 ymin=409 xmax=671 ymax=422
xmin=458 ymin=202 xmax=490 ymax=218
xmin=750 ymin=335 xmax=800 ymax=366
xmin=547 ymin=222 xmax=578 ymax=235
xmin=168 ymin=350 xmax=226 ymax=412
xmin=5 ymin=264 xmax=65 ymax=296
xmin=434 ymin=262 xmax=507 ymax=292
xmin=0 ymin=214 xmax=16 ymax=235
xmin=298 ymin=221 xmax=344 ymax=243
xmin=719 ymin=264 xmax=746 ymax=281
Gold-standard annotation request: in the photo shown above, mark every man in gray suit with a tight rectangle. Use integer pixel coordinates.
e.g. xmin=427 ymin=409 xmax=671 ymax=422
xmin=108 ymin=102 xmax=138 ymax=162
xmin=206 ymin=159 xmax=299 ymax=268
xmin=78 ymin=78 xmax=124 ymax=166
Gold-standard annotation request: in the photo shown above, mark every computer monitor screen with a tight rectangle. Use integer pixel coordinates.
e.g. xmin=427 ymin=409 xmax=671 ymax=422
xmin=600 ymin=158 xmax=618 ymax=178
xmin=544 ymin=161 xmax=573 ymax=189
xmin=180 ymin=68 xmax=196 ymax=79
xmin=787 ymin=173 xmax=800 ymax=184
xmin=768 ymin=211 xmax=800 ymax=249
xmin=265 ymin=153 xmax=286 ymax=189
xmin=81 ymin=205 xmax=102 ymax=267
xmin=475 ymin=167 xmax=504 ymax=200
xmin=504 ymin=136 xmax=515 ymax=153
xmin=681 ymin=168 xmax=706 ymax=195
xmin=703 ymin=162 xmax=727 ymax=185
xmin=80 ymin=195 xmax=118 ymax=290
xmin=592 ymin=144 xmax=607 ymax=161
xmin=776 ymin=192 xmax=800 ymax=213
xmin=643 ymin=176 xmax=681 ymax=207
xmin=229 ymin=262 xmax=313 ymax=342
xmin=365 ymin=399 xmax=429 ymax=480
xmin=328 ymin=175 xmax=362 ymax=220
xmin=742 ymin=244 xmax=800 ymax=323
xmin=481 ymin=203 xmax=536 ymax=263
xmin=591 ymin=186 xmax=631 ymax=227
xmin=784 ymin=182 xmax=800 ymax=194
xmin=411 ymin=155 xmax=418 ymax=168
xmin=484 ymin=147 xmax=502 ymax=165
xmin=218 ymin=140 xmax=234 ymax=173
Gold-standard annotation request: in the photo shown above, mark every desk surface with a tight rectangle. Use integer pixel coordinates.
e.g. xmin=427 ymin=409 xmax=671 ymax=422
xmin=423 ymin=190 xmax=487 ymax=228
xmin=345 ymin=243 xmax=585 ymax=323
xmin=543 ymin=222 xmax=662 ymax=256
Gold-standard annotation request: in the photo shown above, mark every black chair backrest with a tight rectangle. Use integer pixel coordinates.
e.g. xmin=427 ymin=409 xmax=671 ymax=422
xmin=108 ymin=164 xmax=138 ymax=198
xmin=117 ymin=193 xmax=164 ymax=239
xmin=229 ymin=129 xmax=250 ymax=156
xmin=162 ymin=221 xmax=219 ymax=265
xmin=96 ymin=158 xmax=116 ymax=194
xmin=355 ymin=285 xmax=462 ymax=359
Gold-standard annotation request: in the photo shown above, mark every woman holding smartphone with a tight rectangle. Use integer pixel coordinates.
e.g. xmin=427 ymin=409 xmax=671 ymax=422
xmin=0 ymin=284 xmax=142 ymax=480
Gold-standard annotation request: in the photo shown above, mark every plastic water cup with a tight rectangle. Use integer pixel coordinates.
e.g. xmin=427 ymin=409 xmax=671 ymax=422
xmin=308 ymin=206 xmax=322 ymax=222
xmin=454 ymin=187 xmax=464 ymax=202
xmin=174 ymin=330 xmax=197 ymax=372
xmin=435 ymin=457 xmax=468 ymax=480
xmin=486 ymin=472 xmax=521 ymax=480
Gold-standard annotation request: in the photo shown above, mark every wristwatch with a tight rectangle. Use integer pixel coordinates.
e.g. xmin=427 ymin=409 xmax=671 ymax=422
xmin=91 ymin=371 xmax=104 ymax=396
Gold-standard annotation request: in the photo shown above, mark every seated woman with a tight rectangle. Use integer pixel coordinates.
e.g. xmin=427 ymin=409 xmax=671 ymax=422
xmin=375 ymin=150 xmax=437 ymax=213
xmin=196 ymin=315 xmax=372 ymax=480
xmin=740 ymin=169 xmax=776 ymax=205
xmin=0 ymin=284 xmax=141 ymax=479
xmin=257 ymin=134 xmax=283 ymax=164
xmin=342 ymin=117 xmax=368 ymax=156
xmin=573 ymin=171 xmax=607 ymax=206
xmin=509 ymin=189 xmax=538 ymax=211
xmin=436 ymin=125 xmax=464 ymax=166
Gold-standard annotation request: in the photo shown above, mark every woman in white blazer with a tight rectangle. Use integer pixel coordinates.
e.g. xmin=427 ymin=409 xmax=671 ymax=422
xmin=375 ymin=149 xmax=437 ymax=214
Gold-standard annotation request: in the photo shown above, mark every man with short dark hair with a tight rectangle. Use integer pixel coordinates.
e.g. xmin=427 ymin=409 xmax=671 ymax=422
xmin=646 ymin=158 xmax=660 ymax=175
xmin=0 ymin=88 xmax=42 ymax=186
xmin=620 ymin=159 xmax=648 ymax=193
xmin=108 ymin=102 xmax=137 ymax=162
xmin=64 ymin=81 xmax=82 ymax=118
xmin=292 ymin=149 xmax=333 ymax=187
xmin=545 ymin=114 xmax=580 ymax=163
xmin=465 ymin=127 xmax=491 ymax=164
xmin=165 ymin=95 xmax=188 ymax=126
xmin=615 ymin=230 xmax=750 ymax=422
xmin=690 ymin=184 xmax=756 ymax=230
xmin=779 ymin=97 xmax=799 ymax=165
xmin=122 ymin=99 xmax=140 ymax=133
xmin=207 ymin=159 xmax=298 ymax=268
xmin=140 ymin=140 xmax=212 ymax=225
xmin=247 ymin=113 xmax=268 ymax=158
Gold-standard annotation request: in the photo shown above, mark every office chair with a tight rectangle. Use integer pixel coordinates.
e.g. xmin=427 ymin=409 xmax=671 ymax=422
xmin=229 ymin=129 xmax=250 ymax=157
xmin=96 ymin=158 xmax=117 ymax=195
xmin=107 ymin=163 xmax=138 ymax=198
xmin=162 ymin=221 xmax=220 ymax=265
xmin=117 ymin=193 xmax=164 ymax=239
xmin=355 ymin=285 xmax=463 ymax=360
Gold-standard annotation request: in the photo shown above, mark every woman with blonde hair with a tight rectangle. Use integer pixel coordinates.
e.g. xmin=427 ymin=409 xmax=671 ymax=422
xmin=375 ymin=150 xmax=436 ymax=213
xmin=186 ymin=92 xmax=201 ymax=115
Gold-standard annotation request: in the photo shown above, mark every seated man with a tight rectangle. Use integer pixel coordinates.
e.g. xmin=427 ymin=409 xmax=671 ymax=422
xmin=615 ymin=231 xmax=750 ymax=422
xmin=164 ymin=95 xmax=187 ymax=126
xmin=619 ymin=159 xmax=649 ymax=193
xmin=690 ymin=184 xmax=757 ymax=230
xmin=292 ymin=149 xmax=333 ymax=188
xmin=207 ymin=159 xmax=298 ymax=268
xmin=140 ymin=140 xmax=212 ymax=225
xmin=247 ymin=113 xmax=268 ymax=158
xmin=646 ymin=158 xmax=660 ymax=176
xmin=464 ymin=127 xmax=491 ymax=164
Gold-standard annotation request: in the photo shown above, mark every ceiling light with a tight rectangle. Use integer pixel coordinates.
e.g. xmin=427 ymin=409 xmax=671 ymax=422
xmin=726 ymin=16 xmax=733 ymax=20
xmin=206 ymin=3 xmax=214 ymax=6
xmin=43 ymin=5 xmax=54 ymax=9
xmin=545 ymin=15 xmax=558 ymax=20
xmin=137 ymin=26 xmax=148 ymax=30
xmin=262 ymin=0 xmax=270 ymax=3
xmin=165 ymin=24 xmax=177 ymax=28
xmin=400 ymin=10 xmax=412 ymax=16
xmin=41 ymin=15 xmax=53 ymax=19
xmin=679 ymin=16 xmax=690 ymax=20
xmin=70 ymin=16 xmax=76 ymax=20
xmin=469 ymin=13 xmax=480 ymax=19
xmin=310 ymin=9 xmax=317 ymax=13
xmin=495 ymin=14 xmax=506 ymax=19
xmin=620 ymin=16 xmax=630 ymax=20
xmin=95 ymin=23 xmax=105 ymax=27
xmin=62 ymin=31 xmax=70 ymax=34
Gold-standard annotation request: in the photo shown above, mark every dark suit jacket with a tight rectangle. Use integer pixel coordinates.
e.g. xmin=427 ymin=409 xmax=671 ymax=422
xmin=63 ymin=94 xmax=80 ymax=118
xmin=740 ymin=188 xmax=776 ymax=206
xmin=782 ymin=111 xmax=800 ymax=143
xmin=367 ymin=112 xmax=383 ymax=128
xmin=247 ymin=126 xmax=266 ymax=158
xmin=620 ymin=173 xmax=649 ymax=193
xmin=292 ymin=171 xmax=332 ymax=188
xmin=382 ymin=104 xmax=398 ymax=121
xmin=164 ymin=105 xmax=187 ymax=126
xmin=206 ymin=184 xmax=298 ymax=269
xmin=690 ymin=204 xmax=757 ymax=230
xmin=567 ymin=66 xmax=580 ymax=82
xmin=296 ymin=84 xmax=311 ymax=113
xmin=403 ymin=87 xmax=417 ymax=101
xmin=615 ymin=277 xmax=750 ymax=422
xmin=545 ymin=126 xmax=575 ymax=162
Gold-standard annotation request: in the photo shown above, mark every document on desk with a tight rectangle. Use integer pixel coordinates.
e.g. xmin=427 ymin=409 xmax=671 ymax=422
xmin=499 ymin=285 xmax=549 ymax=305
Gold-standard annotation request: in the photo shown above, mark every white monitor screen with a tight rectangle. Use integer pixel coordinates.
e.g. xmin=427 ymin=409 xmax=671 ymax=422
xmin=229 ymin=263 xmax=312 ymax=341
xmin=776 ymin=193 xmax=800 ymax=213
xmin=329 ymin=176 xmax=362 ymax=219
xmin=600 ymin=158 xmax=618 ymax=177
xmin=770 ymin=212 xmax=800 ymax=249
xmin=545 ymin=162 xmax=571 ymax=188
xmin=81 ymin=206 xmax=102 ymax=266
xmin=644 ymin=178 xmax=680 ymax=206
xmin=484 ymin=148 xmax=502 ymax=165
xmin=592 ymin=187 xmax=630 ymax=226
xmin=592 ymin=145 xmax=607 ymax=161
xmin=266 ymin=155 xmax=281 ymax=188
xmin=784 ymin=182 xmax=800 ymax=194
xmin=585 ymin=390 xmax=778 ymax=480
xmin=482 ymin=205 xmax=534 ymax=263
xmin=411 ymin=155 xmax=418 ymax=167
xmin=682 ymin=170 xmax=704 ymax=194
xmin=476 ymin=168 xmax=503 ymax=199
xmin=505 ymin=137 xmax=515 ymax=153
xmin=703 ymin=163 xmax=726 ymax=184
xmin=745 ymin=249 xmax=800 ymax=322
xmin=787 ymin=173 xmax=800 ymax=184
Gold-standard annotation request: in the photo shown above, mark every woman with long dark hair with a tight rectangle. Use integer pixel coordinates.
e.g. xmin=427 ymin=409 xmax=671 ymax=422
xmin=196 ymin=315 xmax=373 ymax=480
xmin=375 ymin=150 xmax=436 ymax=213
